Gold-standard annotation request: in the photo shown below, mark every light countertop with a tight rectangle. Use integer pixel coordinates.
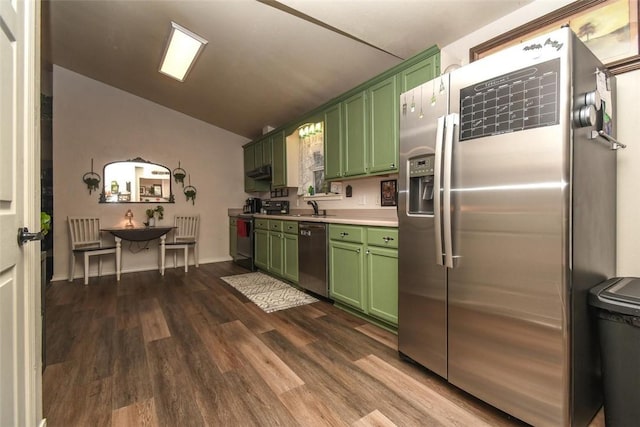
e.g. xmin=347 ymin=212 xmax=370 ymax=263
xmin=229 ymin=208 xmax=398 ymax=227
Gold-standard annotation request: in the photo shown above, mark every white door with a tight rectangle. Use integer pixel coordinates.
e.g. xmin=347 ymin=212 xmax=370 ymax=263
xmin=0 ymin=0 xmax=43 ymax=426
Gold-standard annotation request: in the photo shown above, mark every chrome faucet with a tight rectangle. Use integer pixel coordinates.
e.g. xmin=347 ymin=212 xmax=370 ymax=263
xmin=307 ymin=200 xmax=319 ymax=215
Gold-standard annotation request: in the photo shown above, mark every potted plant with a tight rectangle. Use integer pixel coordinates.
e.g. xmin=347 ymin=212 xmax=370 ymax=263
xmin=144 ymin=205 xmax=164 ymax=227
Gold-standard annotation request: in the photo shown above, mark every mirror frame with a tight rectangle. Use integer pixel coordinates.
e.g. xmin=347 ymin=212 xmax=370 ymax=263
xmin=99 ymin=157 xmax=175 ymax=204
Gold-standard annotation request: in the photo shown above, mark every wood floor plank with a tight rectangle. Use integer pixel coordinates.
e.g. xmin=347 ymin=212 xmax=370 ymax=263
xmin=352 ymin=410 xmax=397 ymax=427
xmin=138 ymin=298 xmax=170 ymax=342
xmin=111 ymin=327 xmax=153 ymax=410
xmin=356 ymin=354 xmax=495 ymax=427
xmin=355 ymin=323 xmax=397 ymax=350
xmin=116 ymin=294 xmax=140 ymax=330
xmin=220 ymin=320 xmax=305 ymax=395
xmin=278 ymin=384 xmax=348 ymax=427
xmin=187 ymin=311 xmax=244 ymax=373
xmin=258 ymin=329 xmax=369 ymax=423
xmin=146 ymin=337 xmax=206 ymax=426
xmin=111 ymin=398 xmax=158 ymax=427
xmin=45 ymin=262 xmax=603 ymax=427
xmin=218 ymin=366 xmax=300 ymax=426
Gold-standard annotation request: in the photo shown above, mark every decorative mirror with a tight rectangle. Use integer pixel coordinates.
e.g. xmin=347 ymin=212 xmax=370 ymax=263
xmin=100 ymin=157 xmax=174 ymax=203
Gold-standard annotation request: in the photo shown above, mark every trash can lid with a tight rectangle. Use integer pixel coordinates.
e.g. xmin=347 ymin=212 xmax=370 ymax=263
xmin=589 ymin=277 xmax=640 ymax=316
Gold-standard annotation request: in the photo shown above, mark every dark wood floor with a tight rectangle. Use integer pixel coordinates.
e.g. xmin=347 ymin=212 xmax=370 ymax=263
xmin=43 ymin=261 xmax=604 ymax=426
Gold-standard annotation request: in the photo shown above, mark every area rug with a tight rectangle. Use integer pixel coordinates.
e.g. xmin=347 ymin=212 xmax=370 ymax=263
xmin=221 ymin=272 xmax=318 ymax=313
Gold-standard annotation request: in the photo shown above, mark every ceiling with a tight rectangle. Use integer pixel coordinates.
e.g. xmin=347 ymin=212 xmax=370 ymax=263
xmin=42 ymin=0 xmax=533 ymax=140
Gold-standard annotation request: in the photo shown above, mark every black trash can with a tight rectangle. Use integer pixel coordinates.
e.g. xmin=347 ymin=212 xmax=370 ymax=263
xmin=589 ymin=277 xmax=640 ymax=427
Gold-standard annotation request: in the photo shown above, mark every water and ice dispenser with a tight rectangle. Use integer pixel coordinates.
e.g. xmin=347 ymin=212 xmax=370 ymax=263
xmin=408 ymin=154 xmax=435 ymax=215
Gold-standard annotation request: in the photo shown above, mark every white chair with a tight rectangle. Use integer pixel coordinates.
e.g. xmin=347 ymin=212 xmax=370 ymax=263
xmin=164 ymin=215 xmax=200 ymax=272
xmin=68 ymin=216 xmax=118 ymax=285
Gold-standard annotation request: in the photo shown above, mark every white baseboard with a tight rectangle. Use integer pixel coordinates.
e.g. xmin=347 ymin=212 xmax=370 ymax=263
xmin=50 ymin=256 xmax=234 ymax=283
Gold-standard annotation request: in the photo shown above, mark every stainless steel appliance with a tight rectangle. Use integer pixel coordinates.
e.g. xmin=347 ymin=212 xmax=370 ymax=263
xmin=398 ymin=28 xmax=624 ymax=427
xmin=243 ymin=197 xmax=261 ymax=214
xmin=298 ymin=222 xmax=328 ymax=297
xmin=235 ymin=215 xmax=255 ymax=271
xmin=262 ymin=200 xmax=289 ymax=215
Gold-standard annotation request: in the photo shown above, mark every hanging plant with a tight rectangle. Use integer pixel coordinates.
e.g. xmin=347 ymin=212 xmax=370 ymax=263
xmin=184 ymin=174 xmax=196 ymax=205
xmin=184 ymin=186 xmax=197 ymax=205
xmin=82 ymin=158 xmax=101 ymax=194
xmin=173 ymin=161 xmax=186 ymax=186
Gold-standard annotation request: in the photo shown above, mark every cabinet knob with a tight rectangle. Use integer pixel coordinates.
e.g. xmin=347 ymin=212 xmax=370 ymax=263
xmin=356 ymin=248 xmax=361 ymax=253
xmin=340 ymin=232 xmax=349 ymax=237
xmin=382 ymin=236 xmax=394 ymax=243
xmin=365 ymin=250 xmax=370 ymax=255
xmin=390 ymin=163 xmax=396 ymax=168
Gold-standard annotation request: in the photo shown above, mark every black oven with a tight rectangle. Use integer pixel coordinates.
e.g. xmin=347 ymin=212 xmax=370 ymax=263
xmin=235 ymin=215 xmax=255 ymax=271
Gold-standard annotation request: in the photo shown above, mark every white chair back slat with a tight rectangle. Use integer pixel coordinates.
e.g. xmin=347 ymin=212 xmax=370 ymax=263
xmin=68 ymin=216 xmax=103 ymax=250
xmin=67 ymin=216 xmax=118 ymax=285
xmin=174 ymin=215 xmax=199 ymax=242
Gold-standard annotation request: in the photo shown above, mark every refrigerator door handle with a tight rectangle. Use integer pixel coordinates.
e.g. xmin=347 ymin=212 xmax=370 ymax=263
xmin=433 ymin=115 xmax=446 ymax=265
xmin=443 ymin=113 xmax=458 ymax=269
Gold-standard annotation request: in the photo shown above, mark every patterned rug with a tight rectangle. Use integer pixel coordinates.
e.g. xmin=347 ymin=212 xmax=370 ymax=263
xmin=221 ymin=272 xmax=318 ymax=313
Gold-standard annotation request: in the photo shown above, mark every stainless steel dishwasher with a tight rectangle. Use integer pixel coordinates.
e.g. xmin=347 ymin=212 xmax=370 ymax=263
xmin=298 ymin=222 xmax=328 ymax=297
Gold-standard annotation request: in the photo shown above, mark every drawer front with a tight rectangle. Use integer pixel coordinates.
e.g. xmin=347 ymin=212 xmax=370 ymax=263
xmin=269 ymin=220 xmax=283 ymax=232
xmin=329 ymin=224 xmax=364 ymax=243
xmin=367 ymin=227 xmax=398 ymax=248
xmin=283 ymin=221 xmax=298 ymax=235
xmin=255 ymin=218 xmax=269 ymax=230
xmin=229 ymin=217 xmax=237 ymax=226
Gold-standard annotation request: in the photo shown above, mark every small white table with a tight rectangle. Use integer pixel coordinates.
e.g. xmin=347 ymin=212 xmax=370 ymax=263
xmin=102 ymin=226 xmax=175 ymax=278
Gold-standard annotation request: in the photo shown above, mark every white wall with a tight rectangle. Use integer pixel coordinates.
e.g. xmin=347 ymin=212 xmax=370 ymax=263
xmin=52 ymin=66 xmax=249 ymax=281
xmin=440 ymin=0 xmax=640 ymax=276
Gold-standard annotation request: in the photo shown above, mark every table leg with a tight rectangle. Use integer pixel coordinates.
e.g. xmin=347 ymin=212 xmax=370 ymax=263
xmin=160 ymin=235 xmax=166 ymax=276
xmin=115 ymin=237 xmax=121 ymax=281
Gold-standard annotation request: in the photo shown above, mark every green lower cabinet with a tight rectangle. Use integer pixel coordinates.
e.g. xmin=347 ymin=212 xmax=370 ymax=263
xmin=366 ymin=246 xmax=398 ymax=324
xmin=268 ymin=232 xmax=284 ymax=276
xmin=329 ymin=240 xmax=366 ymax=310
xmin=229 ymin=217 xmax=237 ymax=260
xmin=283 ymin=232 xmax=298 ymax=283
xmin=254 ymin=229 xmax=269 ymax=269
xmin=329 ymin=224 xmax=398 ymax=327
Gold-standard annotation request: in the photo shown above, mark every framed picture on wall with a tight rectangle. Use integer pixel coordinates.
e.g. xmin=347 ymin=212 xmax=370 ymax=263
xmin=153 ymin=184 xmax=162 ymax=196
xmin=469 ymin=0 xmax=639 ymax=74
xmin=380 ymin=179 xmax=397 ymax=207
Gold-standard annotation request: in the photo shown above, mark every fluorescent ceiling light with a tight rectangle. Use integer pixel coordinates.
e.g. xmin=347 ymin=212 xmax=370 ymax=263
xmin=159 ymin=22 xmax=208 ymax=82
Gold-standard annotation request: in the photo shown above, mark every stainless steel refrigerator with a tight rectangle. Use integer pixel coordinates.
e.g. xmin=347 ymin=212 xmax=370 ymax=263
xmin=398 ymin=27 xmax=624 ymax=427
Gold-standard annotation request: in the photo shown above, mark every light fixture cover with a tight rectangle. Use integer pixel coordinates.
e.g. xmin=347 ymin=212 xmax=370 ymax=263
xmin=159 ymin=22 xmax=208 ymax=82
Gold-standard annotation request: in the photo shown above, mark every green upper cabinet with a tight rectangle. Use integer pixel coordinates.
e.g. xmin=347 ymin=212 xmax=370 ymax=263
xmin=244 ymin=142 xmax=270 ymax=192
xmin=254 ymin=137 xmax=273 ymax=167
xmin=368 ymin=75 xmax=398 ymax=174
xmin=399 ymin=55 xmax=439 ymax=93
xmin=271 ymin=130 xmax=286 ymax=188
xmin=263 ymin=137 xmax=272 ymax=166
xmin=324 ymin=103 xmax=343 ymax=180
xmin=242 ymin=47 xmax=439 ymax=187
xmin=254 ymin=139 xmax=264 ymax=167
xmin=243 ymin=144 xmax=255 ymax=192
xmin=342 ymin=91 xmax=367 ymax=177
